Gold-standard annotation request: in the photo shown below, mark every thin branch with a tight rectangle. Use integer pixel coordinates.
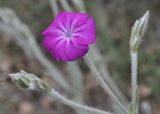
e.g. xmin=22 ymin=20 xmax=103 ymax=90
xmin=59 ymin=0 xmax=72 ymax=12
xmin=84 ymin=54 xmax=128 ymax=114
xmin=71 ymin=0 xmax=86 ymax=12
xmin=49 ymin=0 xmax=59 ymax=16
xmin=89 ymin=45 xmax=128 ymax=106
xmin=130 ymin=52 xmax=138 ymax=114
xmin=49 ymin=89 xmax=114 ymax=114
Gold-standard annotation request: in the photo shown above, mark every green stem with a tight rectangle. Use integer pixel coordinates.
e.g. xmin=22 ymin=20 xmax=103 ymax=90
xmin=49 ymin=89 xmax=113 ymax=114
xmin=130 ymin=51 xmax=139 ymax=114
xmin=84 ymin=54 xmax=128 ymax=114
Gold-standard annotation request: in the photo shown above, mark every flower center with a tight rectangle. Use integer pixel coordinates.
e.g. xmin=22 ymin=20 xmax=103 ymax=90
xmin=65 ymin=29 xmax=74 ymax=38
xmin=65 ymin=32 xmax=73 ymax=38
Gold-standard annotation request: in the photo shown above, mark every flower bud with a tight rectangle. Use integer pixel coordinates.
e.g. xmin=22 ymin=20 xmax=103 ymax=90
xmin=9 ymin=70 xmax=52 ymax=93
xmin=130 ymin=11 xmax=149 ymax=52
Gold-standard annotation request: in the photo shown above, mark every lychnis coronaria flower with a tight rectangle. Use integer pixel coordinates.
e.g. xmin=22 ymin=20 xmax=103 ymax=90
xmin=42 ymin=12 xmax=96 ymax=61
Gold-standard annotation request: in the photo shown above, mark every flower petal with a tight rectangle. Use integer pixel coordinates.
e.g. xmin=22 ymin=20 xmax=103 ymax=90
xmin=73 ymin=17 xmax=96 ymax=45
xmin=54 ymin=38 xmax=88 ymax=61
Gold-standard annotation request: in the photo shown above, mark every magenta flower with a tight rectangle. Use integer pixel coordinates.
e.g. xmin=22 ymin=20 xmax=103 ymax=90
xmin=42 ymin=12 xmax=96 ymax=61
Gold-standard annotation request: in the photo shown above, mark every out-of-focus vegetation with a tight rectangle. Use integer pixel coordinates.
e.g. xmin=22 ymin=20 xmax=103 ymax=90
xmin=0 ymin=0 xmax=160 ymax=114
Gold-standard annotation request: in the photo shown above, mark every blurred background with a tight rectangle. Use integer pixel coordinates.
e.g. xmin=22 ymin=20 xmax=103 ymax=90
xmin=0 ymin=0 xmax=160 ymax=114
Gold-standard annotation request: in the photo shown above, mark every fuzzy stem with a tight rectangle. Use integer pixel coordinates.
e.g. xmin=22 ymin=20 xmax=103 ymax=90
xmin=49 ymin=89 xmax=113 ymax=114
xmin=131 ymin=52 xmax=138 ymax=114
xmin=59 ymin=0 xmax=72 ymax=12
xmin=49 ymin=0 xmax=59 ymax=16
xmin=84 ymin=54 xmax=128 ymax=114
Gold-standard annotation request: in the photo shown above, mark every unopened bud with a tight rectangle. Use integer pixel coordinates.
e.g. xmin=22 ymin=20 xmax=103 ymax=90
xmin=130 ymin=11 xmax=149 ymax=52
xmin=9 ymin=70 xmax=52 ymax=93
